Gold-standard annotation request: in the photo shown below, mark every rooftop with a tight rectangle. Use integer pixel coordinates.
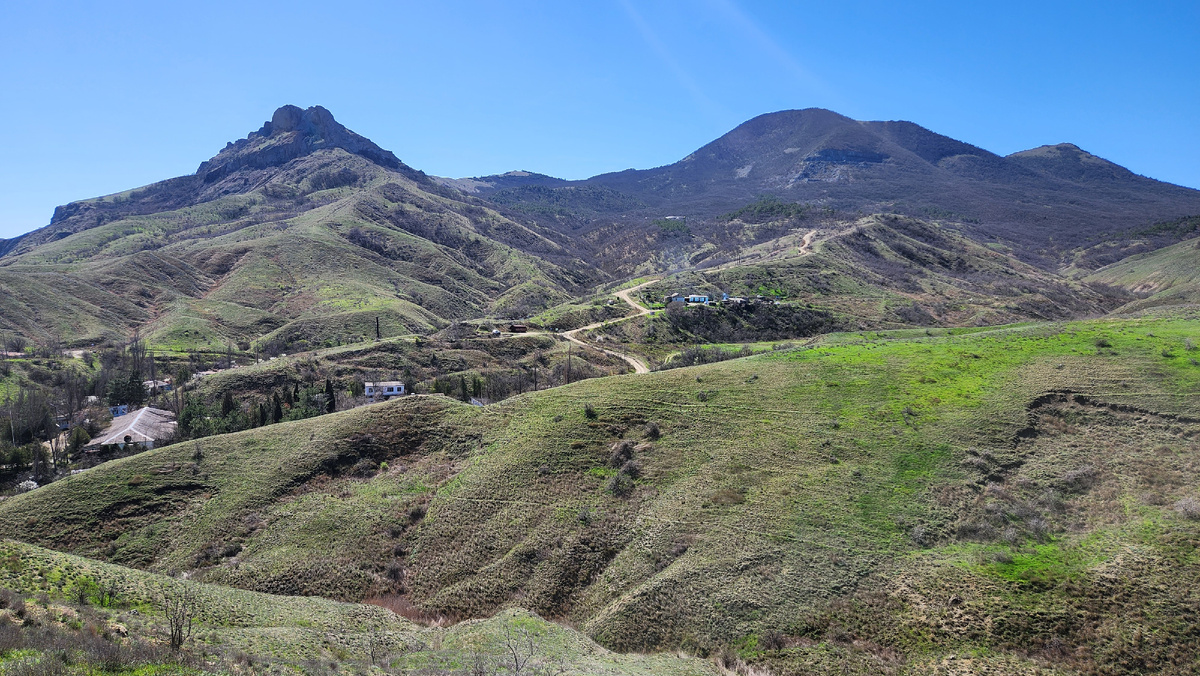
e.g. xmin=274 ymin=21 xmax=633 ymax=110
xmin=92 ymin=407 xmax=177 ymax=446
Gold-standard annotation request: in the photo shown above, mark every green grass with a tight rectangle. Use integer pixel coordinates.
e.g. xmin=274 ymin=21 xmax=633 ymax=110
xmin=4 ymin=310 xmax=1200 ymax=673
xmin=0 ymin=540 xmax=714 ymax=674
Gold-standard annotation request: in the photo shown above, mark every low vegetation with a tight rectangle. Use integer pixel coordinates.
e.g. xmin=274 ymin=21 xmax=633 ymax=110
xmin=2 ymin=309 xmax=1198 ymax=673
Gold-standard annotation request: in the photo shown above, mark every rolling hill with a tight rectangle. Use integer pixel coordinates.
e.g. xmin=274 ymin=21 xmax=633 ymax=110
xmin=0 ymin=106 xmax=604 ymax=349
xmin=4 ymin=106 xmax=1200 ymax=353
xmin=3 ymin=311 xmax=1199 ymax=673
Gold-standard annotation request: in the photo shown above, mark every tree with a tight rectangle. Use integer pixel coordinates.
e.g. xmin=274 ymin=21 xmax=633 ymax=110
xmin=324 ymin=378 xmax=336 ymax=413
xmin=272 ymin=394 xmax=283 ymax=423
xmin=67 ymin=426 xmax=91 ymax=455
xmin=459 ymin=375 xmax=470 ymax=403
xmin=159 ymin=583 xmax=198 ymax=651
xmin=221 ymin=391 xmax=237 ymax=418
xmin=106 ymin=370 xmax=146 ymax=407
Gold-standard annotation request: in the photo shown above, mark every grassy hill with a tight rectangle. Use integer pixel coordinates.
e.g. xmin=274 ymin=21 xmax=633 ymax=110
xmin=3 ymin=310 xmax=1199 ymax=673
xmin=0 ymin=539 xmax=716 ymax=674
xmin=6 ymin=106 xmax=1200 ymax=354
xmin=1085 ymin=236 xmax=1200 ymax=314
xmin=0 ymin=108 xmax=603 ymax=351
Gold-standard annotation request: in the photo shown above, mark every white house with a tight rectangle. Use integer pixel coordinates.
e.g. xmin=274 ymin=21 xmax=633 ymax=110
xmin=365 ymin=381 xmax=406 ymax=401
xmin=685 ymin=294 xmax=710 ymax=305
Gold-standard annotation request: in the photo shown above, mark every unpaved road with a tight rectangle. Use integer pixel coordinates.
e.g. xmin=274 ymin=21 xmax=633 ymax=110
xmin=707 ymin=229 xmax=818 ymax=273
xmin=798 ymin=228 xmax=816 ymax=254
xmin=562 ymin=279 xmax=659 ymax=374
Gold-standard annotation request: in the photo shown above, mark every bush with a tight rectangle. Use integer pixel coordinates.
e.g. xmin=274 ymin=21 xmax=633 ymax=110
xmin=608 ymin=440 xmax=634 ymax=468
xmin=606 ymin=473 xmax=634 ymax=496
xmin=1175 ymin=497 xmax=1200 ymax=520
xmin=583 ymin=403 xmax=597 ymax=419
xmin=408 ymin=504 xmax=427 ymax=523
xmin=644 ymin=422 xmax=660 ymax=440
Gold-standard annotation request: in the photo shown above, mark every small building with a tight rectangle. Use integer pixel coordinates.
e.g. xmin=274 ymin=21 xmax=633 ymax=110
xmin=143 ymin=379 xmax=173 ymax=394
xmin=365 ymin=381 xmax=406 ymax=401
xmin=508 ymin=324 xmax=529 ymax=333
xmin=685 ymin=294 xmax=710 ymax=305
xmin=108 ymin=404 xmax=129 ymax=418
xmin=88 ymin=407 xmax=177 ymax=452
xmin=664 ymin=293 xmax=684 ymax=304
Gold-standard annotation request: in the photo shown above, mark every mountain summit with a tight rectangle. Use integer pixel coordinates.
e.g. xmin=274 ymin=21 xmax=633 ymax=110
xmin=196 ymin=105 xmax=407 ymax=183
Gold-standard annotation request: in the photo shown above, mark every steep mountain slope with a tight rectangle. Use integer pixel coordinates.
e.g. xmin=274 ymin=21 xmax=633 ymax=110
xmin=0 ymin=106 xmax=604 ymax=348
xmin=454 ymin=109 xmax=1200 ymax=271
xmin=3 ymin=313 xmax=1199 ymax=673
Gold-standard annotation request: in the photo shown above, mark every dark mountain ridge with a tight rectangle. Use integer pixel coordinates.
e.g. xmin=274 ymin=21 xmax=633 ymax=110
xmin=450 ymin=108 xmax=1200 ymax=266
xmin=3 ymin=105 xmax=1198 ymax=348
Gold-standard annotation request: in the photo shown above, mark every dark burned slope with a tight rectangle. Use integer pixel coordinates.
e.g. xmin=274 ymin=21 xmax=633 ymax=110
xmin=458 ymin=109 xmax=1200 ymax=268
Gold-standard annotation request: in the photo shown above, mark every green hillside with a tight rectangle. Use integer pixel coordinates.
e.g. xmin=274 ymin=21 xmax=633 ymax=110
xmin=3 ymin=311 xmax=1198 ymax=673
xmin=1086 ymin=236 xmax=1200 ymax=313
xmin=0 ymin=111 xmax=601 ymax=352
xmin=0 ymin=539 xmax=715 ymax=675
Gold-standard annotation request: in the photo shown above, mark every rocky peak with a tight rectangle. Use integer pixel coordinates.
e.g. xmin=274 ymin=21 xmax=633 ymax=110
xmin=196 ymin=105 xmax=407 ymax=183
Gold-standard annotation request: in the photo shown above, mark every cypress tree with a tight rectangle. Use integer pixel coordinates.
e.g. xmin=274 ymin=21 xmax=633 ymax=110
xmin=272 ymin=393 xmax=283 ymax=423
xmin=324 ymin=378 xmax=336 ymax=413
xmin=221 ymin=391 xmax=236 ymax=418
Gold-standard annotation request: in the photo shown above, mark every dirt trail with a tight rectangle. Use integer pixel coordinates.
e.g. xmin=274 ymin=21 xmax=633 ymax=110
xmin=708 ymin=229 xmax=819 ymax=273
xmin=562 ymin=279 xmax=658 ymax=374
xmin=798 ymin=228 xmax=816 ymax=254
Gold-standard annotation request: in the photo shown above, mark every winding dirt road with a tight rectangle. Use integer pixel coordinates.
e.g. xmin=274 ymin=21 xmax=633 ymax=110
xmin=561 ymin=279 xmax=659 ymax=374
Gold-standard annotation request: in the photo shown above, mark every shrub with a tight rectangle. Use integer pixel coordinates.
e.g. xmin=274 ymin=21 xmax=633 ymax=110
xmin=1175 ymin=497 xmax=1200 ymax=520
xmin=608 ymin=440 xmax=634 ymax=468
xmin=408 ymin=504 xmax=427 ymax=523
xmin=644 ymin=422 xmax=661 ymax=440
xmin=606 ymin=473 xmax=634 ymax=496
xmin=619 ymin=460 xmax=642 ymax=479
xmin=909 ymin=526 xmax=928 ymax=546
xmin=583 ymin=403 xmax=597 ymax=420
xmin=1060 ymin=465 xmax=1097 ymax=493
xmin=759 ymin=629 xmax=787 ymax=652
xmin=1094 ymin=337 xmax=1112 ymax=348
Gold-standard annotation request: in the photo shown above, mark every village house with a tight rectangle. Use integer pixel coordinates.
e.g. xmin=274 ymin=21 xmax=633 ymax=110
xmin=142 ymin=379 xmax=173 ymax=394
xmin=507 ymin=324 xmax=529 ymax=333
xmin=87 ymin=407 xmax=177 ymax=452
xmin=365 ymin=381 xmax=406 ymax=401
xmin=685 ymin=294 xmax=710 ymax=305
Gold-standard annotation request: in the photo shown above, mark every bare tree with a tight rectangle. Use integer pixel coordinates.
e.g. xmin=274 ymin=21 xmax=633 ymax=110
xmin=159 ymin=583 xmax=199 ymax=651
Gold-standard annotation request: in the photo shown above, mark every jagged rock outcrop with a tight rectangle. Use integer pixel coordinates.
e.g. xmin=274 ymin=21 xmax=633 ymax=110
xmin=196 ymin=105 xmax=406 ymax=183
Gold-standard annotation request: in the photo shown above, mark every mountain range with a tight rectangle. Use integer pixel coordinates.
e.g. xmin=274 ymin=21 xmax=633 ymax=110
xmin=2 ymin=105 xmax=1199 ymax=349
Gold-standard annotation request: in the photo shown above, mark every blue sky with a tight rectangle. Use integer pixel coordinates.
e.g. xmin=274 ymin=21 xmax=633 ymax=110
xmin=1 ymin=0 xmax=1197 ymax=239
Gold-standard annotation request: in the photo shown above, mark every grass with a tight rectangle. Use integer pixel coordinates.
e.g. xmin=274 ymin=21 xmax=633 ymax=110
xmin=0 ymin=540 xmax=713 ymax=675
xmin=3 ymin=310 xmax=1200 ymax=673
xmin=0 ymin=149 xmax=596 ymax=352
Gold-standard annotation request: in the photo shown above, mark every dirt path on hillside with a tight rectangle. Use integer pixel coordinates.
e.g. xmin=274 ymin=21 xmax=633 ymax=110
xmin=562 ymin=279 xmax=658 ymax=374
xmin=706 ymin=229 xmax=819 ymax=273
xmin=798 ymin=228 xmax=816 ymax=254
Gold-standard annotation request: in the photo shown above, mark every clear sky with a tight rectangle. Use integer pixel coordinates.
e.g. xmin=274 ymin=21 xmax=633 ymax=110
xmin=1 ymin=0 xmax=1197 ymax=239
